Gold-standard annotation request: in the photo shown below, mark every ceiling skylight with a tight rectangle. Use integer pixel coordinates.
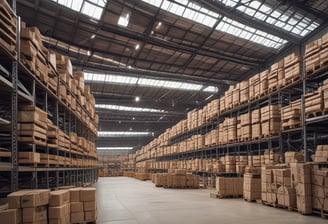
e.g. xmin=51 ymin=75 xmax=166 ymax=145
xmin=98 ymin=131 xmax=153 ymax=137
xmin=218 ymin=0 xmax=320 ymax=37
xmin=216 ymin=17 xmax=287 ymax=48
xmin=141 ymin=0 xmax=287 ymax=49
xmin=51 ymin=0 xmax=106 ymax=20
xmin=84 ymin=72 xmax=218 ymax=93
xmin=96 ymin=104 xmax=166 ymax=113
xmin=142 ymin=0 xmax=220 ymax=28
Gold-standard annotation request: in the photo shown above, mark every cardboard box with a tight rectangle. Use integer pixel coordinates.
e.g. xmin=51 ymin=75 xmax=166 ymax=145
xmin=21 ymin=189 xmax=50 ymax=208
xmin=49 ymin=190 xmax=70 ymax=207
xmin=23 ymin=206 xmax=47 ymax=223
xmin=48 ymin=203 xmax=70 ymax=219
xmin=71 ymin=202 xmax=83 ymax=212
xmin=81 ymin=188 xmax=96 ymax=202
xmin=83 ymin=201 xmax=97 ymax=211
xmin=69 ymin=187 xmax=82 ymax=202
xmin=0 ymin=209 xmax=22 ymax=224
xmin=70 ymin=212 xmax=84 ymax=223
xmin=85 ymin=210 xmax=97 ymax=222
xmin=7 ymin=190 xmax=30 ymax=209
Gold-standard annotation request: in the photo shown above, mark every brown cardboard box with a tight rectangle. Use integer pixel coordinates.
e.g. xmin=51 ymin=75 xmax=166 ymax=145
xmin=8 ymin=190 xmax=30 ymax=209
xmin=81 ymin=188 xmax=96 ymax=202
xmin=85 ymin=210 xmax=97 ymax=222
xmin=69 ymin=187 xmax=82 ymax=202
xmin=21 ymin=189 xmax=50 ymax=208
xmin=71 ymin=202 xmax=84 ymax=212
xmin=83 ymin=201 xmax=97 ymax=212
xmin=50 ymin=190 xmax=70 ymax=206
xmin=70 ymin=212 xmax=84 ymax=223
xmin=23 ymin=206 xmax=47 ymax=223
xmin=48 ymin=203 xmax=70 ymax=219
xmin=0 ymin=209 xmax=22 ymax=224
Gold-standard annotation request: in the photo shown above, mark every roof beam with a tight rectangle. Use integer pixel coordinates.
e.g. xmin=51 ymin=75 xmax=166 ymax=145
xmin=195 ymin=0 xmax=300 ymax=44
xmin=276 ymin=0 xmax=328 ymax=21
xmin=71 ymin=59 xmax=237 ymax=86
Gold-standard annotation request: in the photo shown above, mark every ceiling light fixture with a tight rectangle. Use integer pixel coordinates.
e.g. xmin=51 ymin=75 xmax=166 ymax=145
xmin=135 ymin=44 xmax=140 ymax=50
xmin=135 ymin=96 xmax=140 ymax=102
xmin=156 ymin=21 xmax=162 ymax=29
xmin=91 ymin=34 xmax=96 ymax=39
xmin=118 ymin=10 xmax=130 ymax=27
xmin=132 ymin=117 xmax=136 ymax=120
xmin=87 ymin=50 xmax=91 ymax=56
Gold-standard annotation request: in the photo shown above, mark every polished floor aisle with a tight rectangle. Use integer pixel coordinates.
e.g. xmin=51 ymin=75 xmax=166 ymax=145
xmin=96 ymin=177 xmax=326 ymax=224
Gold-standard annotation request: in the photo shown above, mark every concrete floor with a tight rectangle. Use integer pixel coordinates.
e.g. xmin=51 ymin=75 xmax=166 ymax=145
xmin=96 ymin=177 xmax=327 ymax=224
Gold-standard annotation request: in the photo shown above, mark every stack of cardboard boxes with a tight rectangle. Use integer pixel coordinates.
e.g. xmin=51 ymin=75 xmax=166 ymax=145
xmin=49 ymin=190 xmax=70 ymax=224
xmin=243 ymin=173 xmax=261 ymax=201
xmin=214 ymin=177 xmax=243 ymax=198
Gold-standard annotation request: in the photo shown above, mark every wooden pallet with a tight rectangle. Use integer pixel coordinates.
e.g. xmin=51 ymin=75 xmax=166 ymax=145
xmin=244 ymin=198 xmax=257 ymax=203
xmin=285 ymin=76 xmax=300 ymax=86
xmin=312 ymin=209 xmax=328 ymax=219
xmin=281 ymin=124 xmax=300 ymax=130
xmin=210 ymin=192 xmax=242 ymax=199
xmin=18 ymin=135 xmax=47 ymax=146
xmin=306 ymin=110 xmax=323 ymax=118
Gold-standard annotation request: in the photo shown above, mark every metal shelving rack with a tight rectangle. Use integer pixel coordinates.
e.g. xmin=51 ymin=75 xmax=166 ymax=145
xmin=0 ymin=0 xmax=98 ymax=195
xmin=136 ymin=26 xmax=328 ymax=173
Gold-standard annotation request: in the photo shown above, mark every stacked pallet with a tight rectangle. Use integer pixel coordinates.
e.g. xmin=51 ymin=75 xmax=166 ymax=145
xmin=281 ymin=99 xmax=302 ymax=130
xmin=0 ymin=0 xmax=16 ymax=53
xmin=224 ymin=155 xmax=236 ymax=173
xmin=284 ymin=151 xmax=304 ymax=164
xmin=268 ymin=60 xmax=284 ymax=92
xmin=305 ymin=90 xmax=323 ymax=118
xmin=18 ymin=105 xmax=48 ymax=147
xmin=240 ymin=80 xmax=249 ymax=104
xmin=153 ymin=170 xmax=199 ymax=188
xmin=206 ymin=99 xmax=219 ymax=121
xmin=232 ymin=83 xmax=240 ymax=107
xmin=261 ymin=105 xmax=281 ymax=137
xmin=259 ymin=70 xmax=269 ymax=97
xmin=21 ymin=26 xmax=49 ymax=84
xmin=226 ymin=117 xmax=237 ymax=142
xmin=236 ymin=156 xmax=248 ymax=173
xmin=187 ymin=109 xmax=198 ymax=130
xmin=243 ymin=173 xmax=261 ymax=202
xmin=251 ymin=108 xmax=261 ymax=140
xmin=322 ymin=79 xmax=328 ymax=111
xmin=212 ymin=177 xmax=243 ymax=198
xmin=263 ymin=149 xmax=281 ymax=165
xmin=219 ymin=97 xmax=225 ymax=114
xmin=224 ymin=86 xmax=233 ymax=110
xmin=283 ymin=53 xmax=301 ymax=85
xmin=248 ymin=155 xmax=262 ymax=168
xmin=249 ymin=73 xmax=260 ymax=101
xmin=312 ymin=145 xmax=328 ymax=162
xmin=240 ymin=112 xmax=251 ymax=141
xmin=290 ymin=163 xmax=312 ymax=214
xmin=49 ymin=190 xmax=70 ymax=224
xmin=4 ymin=189 xmax=50 ymax=224
xmin=305 ymin=33 xmax=328 ymax=75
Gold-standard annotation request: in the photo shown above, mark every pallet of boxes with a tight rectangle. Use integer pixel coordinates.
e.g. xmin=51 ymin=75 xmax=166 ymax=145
xmin=0 ymin=187 xmax=97 ymax=224
xmin=211 ymin=176 xmax=243 ymax=199
xmin=152 ymin=169 xmax=199 ymax=189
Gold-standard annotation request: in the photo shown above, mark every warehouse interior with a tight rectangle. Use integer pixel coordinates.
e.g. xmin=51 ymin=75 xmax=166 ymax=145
xmin=1 ymin=0 xmax=328 ymax=223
